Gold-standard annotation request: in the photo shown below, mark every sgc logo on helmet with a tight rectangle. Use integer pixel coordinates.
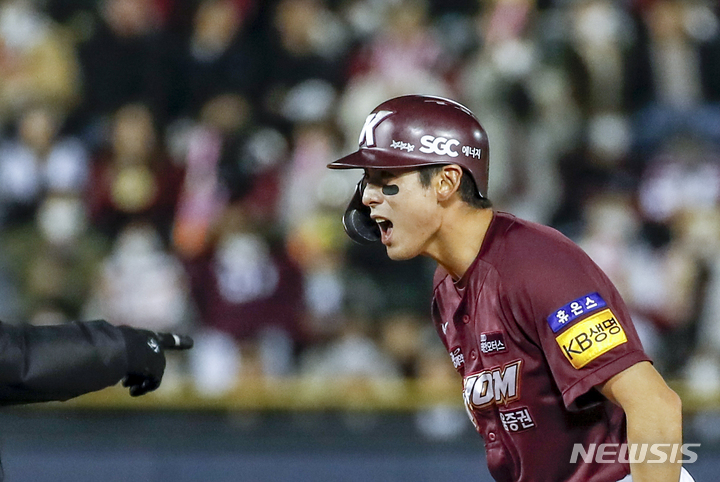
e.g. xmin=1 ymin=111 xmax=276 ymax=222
xmin=419 ymin=135 xmax=460 ymax=157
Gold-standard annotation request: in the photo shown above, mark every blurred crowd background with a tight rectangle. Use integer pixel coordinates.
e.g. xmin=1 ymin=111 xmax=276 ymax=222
xmin=0 ymin=0 xmax=719 ymax=408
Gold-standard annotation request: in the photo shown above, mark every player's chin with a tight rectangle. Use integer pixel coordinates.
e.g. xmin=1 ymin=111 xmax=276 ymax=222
xmin=385 ymin=241 xmax=421 ymax=261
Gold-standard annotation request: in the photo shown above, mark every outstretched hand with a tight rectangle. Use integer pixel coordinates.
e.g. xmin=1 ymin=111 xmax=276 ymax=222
xmin=120 ymin=328 xmax=193 ymax=397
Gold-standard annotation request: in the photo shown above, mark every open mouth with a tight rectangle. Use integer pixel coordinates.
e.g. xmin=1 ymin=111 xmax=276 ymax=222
xmin=376 ymin=218 xmax=393 ymax=243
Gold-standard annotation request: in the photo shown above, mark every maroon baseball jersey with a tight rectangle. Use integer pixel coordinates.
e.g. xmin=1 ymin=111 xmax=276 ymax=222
xmin=432 ymin=212 xmax=651 ymax=482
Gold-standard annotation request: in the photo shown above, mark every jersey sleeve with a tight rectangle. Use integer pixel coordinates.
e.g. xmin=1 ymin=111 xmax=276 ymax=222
xmin=502 ymin=226 xmax=650 ymax=411
xmin=0 ymin=320 xmax=128 ymax=405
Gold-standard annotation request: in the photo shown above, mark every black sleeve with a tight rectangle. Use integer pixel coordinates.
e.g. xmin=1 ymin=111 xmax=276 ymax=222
xmin=0 ymin=320 xmax=128 ymax=405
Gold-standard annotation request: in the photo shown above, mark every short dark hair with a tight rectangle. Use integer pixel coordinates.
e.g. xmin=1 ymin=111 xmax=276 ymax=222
xmin=417 ymin=165 xmax=492 ymax=209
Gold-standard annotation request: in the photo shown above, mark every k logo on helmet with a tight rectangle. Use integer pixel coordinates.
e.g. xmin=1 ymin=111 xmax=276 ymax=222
xmin=359 ymin=110 xmax=392 ymax=147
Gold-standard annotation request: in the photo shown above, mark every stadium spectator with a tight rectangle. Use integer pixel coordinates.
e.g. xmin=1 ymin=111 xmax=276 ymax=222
xmin=74 ymin=0 xmax=169 ymax=141
xmin=87 ymin=102 xmax=184 ymax=242
xmin=0 ymin=0 xmax=80 ymax=126
xmin=0 ymin=104 xmax=89 ymax=228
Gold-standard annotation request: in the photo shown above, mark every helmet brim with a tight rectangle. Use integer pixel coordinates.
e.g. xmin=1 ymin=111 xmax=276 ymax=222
xmin=327 ymin=148 xmax=445 ymax=171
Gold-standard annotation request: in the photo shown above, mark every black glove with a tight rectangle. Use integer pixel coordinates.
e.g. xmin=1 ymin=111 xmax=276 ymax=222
xmin=119 ymin=327 xmax=194 ymax=397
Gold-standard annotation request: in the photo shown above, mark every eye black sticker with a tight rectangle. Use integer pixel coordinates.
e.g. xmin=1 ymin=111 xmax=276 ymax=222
xmin=382 ymin=184 xmax=399 ymax=195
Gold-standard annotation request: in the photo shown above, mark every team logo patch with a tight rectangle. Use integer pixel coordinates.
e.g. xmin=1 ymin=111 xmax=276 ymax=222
xmin=463 ymin=360 xmax=522 ymax=411
xmin=480 ymin=332 xmax=507 ymax=355
xmin=547 ymin=292 xmax=606 ymax=333
xmin=555 ymin=309 xmax=627 ymax=369
xmin=358 ymin=110 xmax=392 ymax=147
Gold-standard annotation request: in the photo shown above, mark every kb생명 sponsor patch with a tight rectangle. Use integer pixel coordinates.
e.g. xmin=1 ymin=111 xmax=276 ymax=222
xmin=555 ymin=309 xmax=627 ymax=369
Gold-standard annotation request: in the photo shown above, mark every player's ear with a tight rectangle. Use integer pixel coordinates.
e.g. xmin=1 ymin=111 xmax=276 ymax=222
xmin=436 ymin=165 xmax=462 ymax=202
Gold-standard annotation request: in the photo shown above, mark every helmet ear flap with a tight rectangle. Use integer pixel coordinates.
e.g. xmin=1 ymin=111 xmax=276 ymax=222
xmin=342 ymin=179 xmax=380 ymax=244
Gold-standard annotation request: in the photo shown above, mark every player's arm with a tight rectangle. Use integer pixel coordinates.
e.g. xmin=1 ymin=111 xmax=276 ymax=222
xmin=598 ymin=361 xmax=683 ymax=482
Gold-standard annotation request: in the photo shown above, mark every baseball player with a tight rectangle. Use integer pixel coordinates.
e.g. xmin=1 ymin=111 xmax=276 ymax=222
xmin=328 ymin=95 xmax=695 ymax=482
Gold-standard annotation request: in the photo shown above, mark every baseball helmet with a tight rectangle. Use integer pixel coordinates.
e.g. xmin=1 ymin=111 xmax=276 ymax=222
xmin=328 ymin=95 xmax=490 ymax=244
xmin=328 ymin=95 xmax=489 ymax=196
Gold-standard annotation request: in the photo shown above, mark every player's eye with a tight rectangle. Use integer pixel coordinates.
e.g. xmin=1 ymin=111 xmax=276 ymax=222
xmin=366 ymin=171 xmax=396 ymax=185
xmin=363 ymin=174 xmax=384 ymax=188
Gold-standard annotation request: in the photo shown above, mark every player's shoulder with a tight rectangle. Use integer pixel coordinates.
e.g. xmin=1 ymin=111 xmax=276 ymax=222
xmin=489 ymin=212 xmax=588 ymax=263
xmin=472 ymin=212 xmax=601 ymax=295
xmin=495 ymin=212 xmax=577 ymax=249
xmin=432 ymin=212 xmax=591 ymax=291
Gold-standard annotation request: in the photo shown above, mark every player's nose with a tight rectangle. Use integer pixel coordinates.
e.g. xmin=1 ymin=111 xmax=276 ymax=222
xmin=362 ymin=182 xmax=383 ymax=207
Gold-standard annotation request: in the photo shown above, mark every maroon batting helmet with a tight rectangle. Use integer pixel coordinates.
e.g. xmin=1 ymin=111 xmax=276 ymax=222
xmin=328 ymin=94 xmax=489 ymax=198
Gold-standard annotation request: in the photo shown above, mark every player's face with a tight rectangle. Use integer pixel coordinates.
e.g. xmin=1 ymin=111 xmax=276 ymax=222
xmin=362 ymin=168 xmax=441 ymax=260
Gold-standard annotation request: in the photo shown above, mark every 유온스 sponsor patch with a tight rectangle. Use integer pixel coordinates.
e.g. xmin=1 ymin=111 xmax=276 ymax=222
xmin=547 ymin=292 xmax=607 ymax=333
